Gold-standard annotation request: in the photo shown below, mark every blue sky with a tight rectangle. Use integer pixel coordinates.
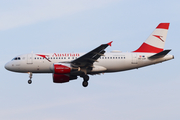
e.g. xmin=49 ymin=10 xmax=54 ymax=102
xmin=1 ymin=0 xmax=180 ymax=120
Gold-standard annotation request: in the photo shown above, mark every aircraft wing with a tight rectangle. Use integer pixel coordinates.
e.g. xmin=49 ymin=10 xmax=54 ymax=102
xmin=71 ymin=41 xmax=112 ymax=68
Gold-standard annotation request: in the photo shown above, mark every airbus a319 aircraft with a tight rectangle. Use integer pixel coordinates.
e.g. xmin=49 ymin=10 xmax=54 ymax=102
xmin=5 ymin=23 xmax=174 ymax=87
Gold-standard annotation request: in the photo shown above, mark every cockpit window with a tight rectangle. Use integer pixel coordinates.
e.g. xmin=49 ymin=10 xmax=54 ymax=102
xmin=12 ymin=57 xmax=21 ymax=61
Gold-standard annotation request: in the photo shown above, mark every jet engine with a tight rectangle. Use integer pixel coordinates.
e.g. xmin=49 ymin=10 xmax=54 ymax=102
xmin=53 ymin=74 xmax=70 ymax=83
xmin=51 ymin=63 xmax=72 ymax=74
xmin=53 ymin=74 xmax=77 ymax=83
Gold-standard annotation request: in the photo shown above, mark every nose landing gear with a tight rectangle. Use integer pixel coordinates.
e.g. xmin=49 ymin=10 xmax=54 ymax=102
xmin=28 ymin=72 xmax=32 ymax=84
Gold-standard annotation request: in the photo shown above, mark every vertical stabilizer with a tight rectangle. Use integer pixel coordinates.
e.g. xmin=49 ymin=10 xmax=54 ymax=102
xmin=134 ymin=23 xmax=170 ymax=53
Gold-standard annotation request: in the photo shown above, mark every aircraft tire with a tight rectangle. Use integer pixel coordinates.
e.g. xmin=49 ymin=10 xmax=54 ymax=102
xmin=82 ymin=81 xmax=88 ymax=87
xmin=28 ymin=80 xmax=32 ymax=84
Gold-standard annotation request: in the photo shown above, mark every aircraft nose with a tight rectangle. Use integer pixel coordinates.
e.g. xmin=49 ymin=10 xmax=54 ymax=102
xmin=5 ymin=62 xmax=11 ymax=70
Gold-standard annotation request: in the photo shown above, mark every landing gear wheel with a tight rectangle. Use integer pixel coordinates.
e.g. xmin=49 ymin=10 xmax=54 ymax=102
xmin=28 ymin=80 xmax=32 ymax=84
xmin=28 ymin=72 xmax=33 ymax=84
xmin=82 ymin=81 xmax=88 ymax=87
xmin=80 ymin=74 xmax=89 ymax=87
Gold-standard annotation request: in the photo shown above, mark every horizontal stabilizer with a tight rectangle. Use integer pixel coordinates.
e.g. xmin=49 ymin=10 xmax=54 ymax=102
xmin=148 ymin=50 xmax=171 ymax=60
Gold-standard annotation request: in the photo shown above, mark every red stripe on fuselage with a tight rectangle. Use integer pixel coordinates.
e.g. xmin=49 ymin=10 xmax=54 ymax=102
xmin=36 ymin=54 xmax=51 ymax=62
xmin=156 ymin=23 xmax=170 ymax=30
xmin=133 ymin=42 xmax=163 ymax=53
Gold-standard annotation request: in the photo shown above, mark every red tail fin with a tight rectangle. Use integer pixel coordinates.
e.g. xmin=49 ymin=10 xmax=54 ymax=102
xmin=134 ymin=23 xmax=170 ymax=53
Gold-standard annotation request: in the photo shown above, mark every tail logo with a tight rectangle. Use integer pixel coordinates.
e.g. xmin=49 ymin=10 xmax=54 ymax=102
xmin=153 ymin=35 xmax=164 ymax=42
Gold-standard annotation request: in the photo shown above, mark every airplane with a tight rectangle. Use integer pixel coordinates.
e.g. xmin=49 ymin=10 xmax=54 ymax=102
xmin=5 ymin=23 xmax=174 ymax=87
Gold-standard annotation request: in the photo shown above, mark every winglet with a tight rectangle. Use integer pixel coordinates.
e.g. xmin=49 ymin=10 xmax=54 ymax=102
xmin=107 ymin=41 xmax=113 ymax=46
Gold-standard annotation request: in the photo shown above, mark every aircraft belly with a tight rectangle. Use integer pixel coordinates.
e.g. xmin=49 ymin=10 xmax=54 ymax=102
xmin=95 ymin=59 xmax=132 ymax=72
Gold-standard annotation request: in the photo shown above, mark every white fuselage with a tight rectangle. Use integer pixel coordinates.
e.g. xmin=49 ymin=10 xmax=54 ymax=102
xmin=5 ymin=52 xmax=174 ymax=74
xmin=4 ymin=23 xmax=174 ymax=87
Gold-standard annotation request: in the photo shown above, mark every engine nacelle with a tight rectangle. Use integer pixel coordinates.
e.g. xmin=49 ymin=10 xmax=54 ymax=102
xmin=53 ymin=74 xmax=69 ymax=83
xmin=51 ymin=63 xmax=72 ymax=74
xmin=53 ymin=74 xmax=78 ymax=83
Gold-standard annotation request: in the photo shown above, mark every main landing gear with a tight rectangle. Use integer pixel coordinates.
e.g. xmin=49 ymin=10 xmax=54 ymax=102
xmin=28 ymin=72 xmax=32 ymax=84
xmin=82 ymin=75 xmax=89 ymax=87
